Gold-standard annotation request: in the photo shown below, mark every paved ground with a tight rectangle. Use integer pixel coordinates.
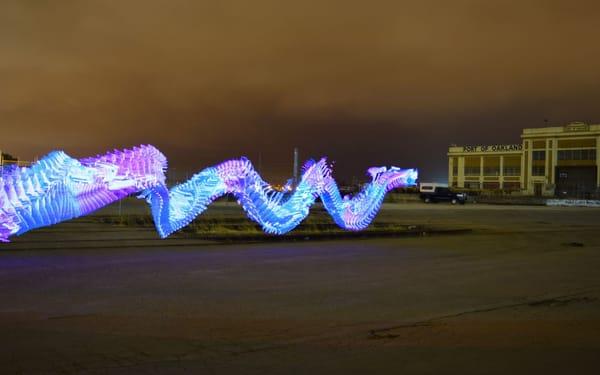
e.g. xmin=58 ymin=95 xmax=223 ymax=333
xmin=1 ymin=203 xmax=600 ymax=374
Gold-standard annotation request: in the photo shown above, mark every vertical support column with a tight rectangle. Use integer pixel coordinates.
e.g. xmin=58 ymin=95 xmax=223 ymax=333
xmin=520 ymin=148 xmax=527 ymax=190
xmin=293 ymin=147 xmax=299 ymax=188
xmin=545 ymin=139 xmax=551 ymax=196
xmin=551 ymin=138 xmax=557 ymax=185
xmin=596 ymin=136 xmax=600 ymax=188
xmin=448 ymin=157 xmax=453 ymax=186
xmin=499 ymin=155 xmax=504 ymax=189
xmin=458 ymin=157 xmax=465 ymax=188
xmin=479 ymin=156 xmax=484 ymax=189
xmin=521 ymin=141 xmax=526 ymax=191
xmin=544 ymin=139 xmax=550 ymax=184
xmin=527 ymin=142 xmax=533 ymax=194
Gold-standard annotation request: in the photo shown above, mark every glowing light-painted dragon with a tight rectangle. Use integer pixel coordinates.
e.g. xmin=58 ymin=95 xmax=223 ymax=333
xmin=0 ymin=145 xmax=417 ymax=242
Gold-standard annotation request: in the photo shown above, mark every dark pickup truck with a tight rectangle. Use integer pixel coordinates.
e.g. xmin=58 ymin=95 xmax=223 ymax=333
xmin=420 ymin=187 xmax=467 ymax=204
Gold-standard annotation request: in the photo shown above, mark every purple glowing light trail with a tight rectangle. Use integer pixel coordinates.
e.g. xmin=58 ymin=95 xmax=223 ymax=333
xmin=0 ymin=145 xmax=417 ymax=242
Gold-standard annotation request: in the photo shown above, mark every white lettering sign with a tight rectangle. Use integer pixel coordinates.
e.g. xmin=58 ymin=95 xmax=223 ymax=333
xmin=463 ymin=144 xmax=523 ymax=153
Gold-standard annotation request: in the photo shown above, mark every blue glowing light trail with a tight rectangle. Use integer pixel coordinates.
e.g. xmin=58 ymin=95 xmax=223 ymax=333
xmin=0 ymin=145 xmax=417 ymax=242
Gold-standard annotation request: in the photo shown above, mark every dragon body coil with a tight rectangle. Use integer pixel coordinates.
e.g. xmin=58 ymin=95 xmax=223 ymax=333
xmin=0 ymin=145 xmax=417 ymax=242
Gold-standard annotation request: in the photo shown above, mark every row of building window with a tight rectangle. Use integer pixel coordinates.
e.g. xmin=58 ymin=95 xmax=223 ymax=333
xmin=532 ymin=149 xmax=596 ymax=161
xmin=461 ymin=164 xmax=592 ymax=177
xmin=463 ymin=181 xmax=521 ymax=190
xmin=531 ymin=149 xmax=596 ymax=160
xmin=557 ymin=149 xmax=596 ymax=161
xmin=461 ymin=167 xmax=521 ymax=176
xmin=463 ymin=166 xmax=545 ymax=176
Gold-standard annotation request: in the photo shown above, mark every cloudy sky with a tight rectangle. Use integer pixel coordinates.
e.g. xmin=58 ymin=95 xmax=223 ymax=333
xmin=2 ymin=0 xmax=600 ymax=182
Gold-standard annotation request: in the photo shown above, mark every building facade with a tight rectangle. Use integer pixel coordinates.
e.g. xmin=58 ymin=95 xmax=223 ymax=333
xmin=0 ymin=151 xmax=29 ymax=171
xmin=448 ymin=122 xmax=600 ymax=197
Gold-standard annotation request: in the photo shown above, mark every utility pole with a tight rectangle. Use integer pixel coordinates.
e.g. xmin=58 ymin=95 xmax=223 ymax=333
xmin=258 ymin=152 xmax=262 ymax=174
xmin=293 ymin=147 xmax=299 ymax=188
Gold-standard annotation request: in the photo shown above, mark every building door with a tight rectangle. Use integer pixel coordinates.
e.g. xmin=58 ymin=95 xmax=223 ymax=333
xmin=534 ymin=183 xmax=543 ymax=197
xmin=555 ymin=166 xmax=597 ymax=198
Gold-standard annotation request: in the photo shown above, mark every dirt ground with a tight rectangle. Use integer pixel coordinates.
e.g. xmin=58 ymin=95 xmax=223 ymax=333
xmin=1 ymin=203 xmax=600 ymax=374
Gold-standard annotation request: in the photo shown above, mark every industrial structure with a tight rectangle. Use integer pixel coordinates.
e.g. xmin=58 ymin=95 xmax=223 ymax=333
xmin=448 ymin=122 xmax=600 ymax=197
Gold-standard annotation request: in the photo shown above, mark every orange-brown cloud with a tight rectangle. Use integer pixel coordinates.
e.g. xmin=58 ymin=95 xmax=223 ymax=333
xmin=2 ymin=0 xmax=600 ymax=180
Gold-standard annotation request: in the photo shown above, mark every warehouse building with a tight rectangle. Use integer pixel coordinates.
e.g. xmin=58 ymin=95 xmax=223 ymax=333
xmin=448 ymin=122 xmax=600 ymax=197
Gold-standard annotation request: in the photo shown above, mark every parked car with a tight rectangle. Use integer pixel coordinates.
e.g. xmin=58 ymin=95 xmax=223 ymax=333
xmin=420 ymin=187 xmax=466 ymax=204
xmin=418 ymin=182 xmax=448 ymax=193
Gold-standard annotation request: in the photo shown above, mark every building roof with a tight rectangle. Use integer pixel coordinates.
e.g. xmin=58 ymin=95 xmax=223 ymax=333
xmin=521 ymin=122 xmax=600 ymax=138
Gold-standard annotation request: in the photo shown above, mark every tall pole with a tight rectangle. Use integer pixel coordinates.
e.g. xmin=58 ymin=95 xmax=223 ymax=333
xmin=293 ymin=147 xmax=299 ymax=188
xmin=258 ymin=152 xmax=262 ymax=174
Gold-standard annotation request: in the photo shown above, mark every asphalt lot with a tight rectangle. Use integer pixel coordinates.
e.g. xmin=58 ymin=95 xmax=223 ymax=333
xmin=1 ymin=202 xmax=600 ymax=374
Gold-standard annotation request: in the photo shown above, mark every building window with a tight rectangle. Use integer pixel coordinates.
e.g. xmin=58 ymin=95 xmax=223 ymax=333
xmin=464 ymin=182 xmax=480 ymax=189
xmin=464 ymin=167 xmax=480 ymax=176
xmin=557 ymin=149 xmax=596 ymax=160
xmin=503 ymin=182 xmax=521 ymax=191
xmin=483 ymin=167 xmax=500 ymax=176
xmin=482 ymin=182 xmax=500 ymax=190
xmin=532 ymin=166 xmax=545 ymax=176
xmin=532 ymin=150 xmax=546 ymax=160
xmin=503 ymin=166 xmax=521 ymax=176
xmin=452 ymin=166 xmax=458 ymax=176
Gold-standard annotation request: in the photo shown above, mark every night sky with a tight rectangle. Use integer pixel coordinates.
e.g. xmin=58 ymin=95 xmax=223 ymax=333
xmin=2 ymin=0 xmax=600 ymax=182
